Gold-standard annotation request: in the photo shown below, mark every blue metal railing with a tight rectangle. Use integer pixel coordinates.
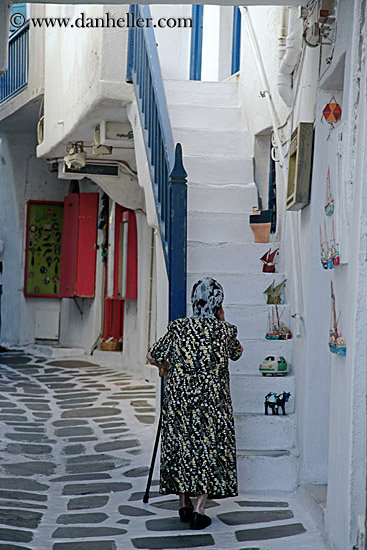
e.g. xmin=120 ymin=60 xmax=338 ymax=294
xmin=231 ymin=7 xmax=241 ymax=75
xmin=0 ymin=21 xmax=29 ymax=104
xmin=127 ymin=5 xmax=187 ymax=322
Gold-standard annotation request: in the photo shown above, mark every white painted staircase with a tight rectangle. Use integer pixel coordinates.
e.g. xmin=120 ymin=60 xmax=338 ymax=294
xmin=164 ymin=79 xmax=297 ymax=492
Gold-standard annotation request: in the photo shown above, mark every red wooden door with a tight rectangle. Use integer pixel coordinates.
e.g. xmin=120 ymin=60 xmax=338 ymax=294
xmin=60 ymin=194 xmax=79 ymax=298
xmin=60 ymin=193 xmax=99 ymax=298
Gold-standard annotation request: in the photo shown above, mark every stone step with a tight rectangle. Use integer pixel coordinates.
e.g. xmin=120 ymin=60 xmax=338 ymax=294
xmin=230 ymin=339 xmax=293 ymax=376
xmin=187 ymin=272 xmax=288 ymax=302
xmin=213 ymin=304 xmax=291 ymax=341
xmin=188 ymin=213 xmax=255 ymax=244
xmin=235 ymin=413 xmax=296 ymax=451
xmin=231 ymin=374 xmax=295 ymax=414
xmin=168 ymin=104 xmax=244 ymax=130
xmin=188 ymin=182 xmax=258 ymax=214
xmin=188 ymin=242 xmax=281 ymax=273
xmin=173 ymin=127 xmax=249 ymax=157
xmin=25 ymin=345 xmax=86 ymax=358
xmin=237 ymin=450 xmax=298 ymax=492
xmin=298 ymin=484 xmax=327 ymax=533
xmin=183 ymin=304 xmax=291 ymax=343
xmin=184 ymin=154 xmax=254 ymax=185
xmin=164 ymin=79 xmax=239 ymax=107
xmin=92 ymin=349 xmax=123 ymax=367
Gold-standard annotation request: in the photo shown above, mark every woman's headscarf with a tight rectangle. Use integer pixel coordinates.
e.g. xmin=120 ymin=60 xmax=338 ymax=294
xmin=191 ymin=277 xmax=224 ymax=319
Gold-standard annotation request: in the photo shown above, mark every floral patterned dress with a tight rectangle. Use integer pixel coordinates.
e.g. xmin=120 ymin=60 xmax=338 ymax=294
xmin=149 ymin=316 xmax=242 ymax=498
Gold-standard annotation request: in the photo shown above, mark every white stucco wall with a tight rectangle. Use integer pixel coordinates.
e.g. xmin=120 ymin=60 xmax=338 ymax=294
xmin=201 ymin=6 xmax=234 ymax=82
xmin=237 ymin=5 xmax=367 ymax=549
xmin=150 ymin=4 xmax=192 ymax=81
xmin=246 ymin=2 xmax=367 ymax=549
xmin=0 ymin=131 xmax=65 ymax=346
xmin=37 ymin=3 xmax=133 ymax=159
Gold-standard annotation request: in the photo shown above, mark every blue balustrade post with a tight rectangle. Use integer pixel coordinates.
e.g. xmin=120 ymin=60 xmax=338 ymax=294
xmin=169 ymin=143 xmax=187 ymax=322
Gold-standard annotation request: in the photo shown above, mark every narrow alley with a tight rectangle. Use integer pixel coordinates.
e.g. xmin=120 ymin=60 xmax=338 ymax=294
xmin=0 ymin=348 xmax=326 ymax=550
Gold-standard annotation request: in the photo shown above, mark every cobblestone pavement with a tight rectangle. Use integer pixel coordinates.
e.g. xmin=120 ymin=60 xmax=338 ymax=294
xmin=0 ymin=350 xmax=327 ymax=550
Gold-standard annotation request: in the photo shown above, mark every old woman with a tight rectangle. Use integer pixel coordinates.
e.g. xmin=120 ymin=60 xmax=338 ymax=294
xmin=147 ymin=277 xmax=243 ymax=530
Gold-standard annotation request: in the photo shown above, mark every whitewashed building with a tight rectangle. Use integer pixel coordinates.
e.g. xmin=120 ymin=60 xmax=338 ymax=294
xmin=0 ymin=1 xmax=366 ymax=549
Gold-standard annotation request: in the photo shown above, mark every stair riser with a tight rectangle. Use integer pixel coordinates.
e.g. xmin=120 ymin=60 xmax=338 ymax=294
xmin=173 ymin=128 xmax=249 ymax=157
xmin=223 ymin=305 xmax=291 ymax=341
xmin=184 ymin=156 xmax=254 ymax=185
xmin=165 ymin=80 xmax=239 ymax=106
xmin=188 ymin=214 xmax=254 ymax=244
xmin=229 ymin=340 xmax=293 ymax=375
xmin=235 ymin=415 xmax=295 ymax=450
xmin=188 ymin=183 xmax=258 ymax=213
xmin=183 ymin=304 xmax=290 ymax=341
xmin=231 ymin=376 xmax=295 ymax=414
xmin=188 ymin=243 xmax=281 ymax=274
xmin=237 ymin=453 xmax=298 ymax=492
xmin=169 ymin=105 xmax=244 ymax=130
xmin=187 ymin=272 xmax=288 ymax=304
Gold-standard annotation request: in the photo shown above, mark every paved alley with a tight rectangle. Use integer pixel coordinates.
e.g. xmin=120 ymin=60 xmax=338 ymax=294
xmin=0 ymin=349 xmax=327 ymax=550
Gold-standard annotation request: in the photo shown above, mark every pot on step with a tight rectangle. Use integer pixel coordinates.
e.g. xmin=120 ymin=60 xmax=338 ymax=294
xmin=249 ymin=208 xmax=272 ymax=243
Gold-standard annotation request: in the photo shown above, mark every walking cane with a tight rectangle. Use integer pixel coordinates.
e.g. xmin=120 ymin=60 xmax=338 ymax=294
xmin=143 ymin=373 xmax=165 ymax=503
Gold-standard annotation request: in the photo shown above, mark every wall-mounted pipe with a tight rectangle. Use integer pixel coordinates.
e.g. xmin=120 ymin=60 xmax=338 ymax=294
xmin=277 ymin=7 xmax=303 ymax=108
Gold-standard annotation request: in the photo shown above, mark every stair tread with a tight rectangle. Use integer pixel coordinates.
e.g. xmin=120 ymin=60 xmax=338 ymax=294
xmin=237 ymin=450 xmax=292 ymax=456
xmin=231 ymin=376 xmax=295 ymax=383
xmin=235 ymin=413 xmax=295 ymax=418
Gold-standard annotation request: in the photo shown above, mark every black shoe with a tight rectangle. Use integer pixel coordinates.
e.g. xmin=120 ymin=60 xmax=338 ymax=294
xmin=190 ymin=512 xmax=212 ymax=530
xmin=179 ymin=507 xmax=193 ymax=523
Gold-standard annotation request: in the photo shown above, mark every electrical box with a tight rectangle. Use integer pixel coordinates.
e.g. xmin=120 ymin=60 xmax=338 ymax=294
xmin=60 ymin=193 xmax=99 ymax=298
xmin=100 ymin=121 xmax=134 ymax=148
xmin=286 ymin=122 xmax=314 ymax=211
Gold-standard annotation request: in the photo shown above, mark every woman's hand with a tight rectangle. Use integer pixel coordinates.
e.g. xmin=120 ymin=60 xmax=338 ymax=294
xmin=146 ymin=353 xmax=170 ymax=376
xmin=158 ymin=360 xmax=170 ymax=377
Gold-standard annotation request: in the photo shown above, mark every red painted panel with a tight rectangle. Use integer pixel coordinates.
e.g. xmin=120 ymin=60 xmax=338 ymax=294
xmin=103 ymin=298 xmax=124 ymax=340
xmin=125 ymin=210 xmax=138 ymax=300
xmin=60 ymin=194 xmax=79 ymax=298
xmin=75 ymin=193 xmax=98 ymax=297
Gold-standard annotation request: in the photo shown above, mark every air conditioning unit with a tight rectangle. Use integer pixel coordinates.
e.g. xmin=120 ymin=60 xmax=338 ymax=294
xmin=100 ymin=120 xmax=134 ymax=148
xmin=58 ymin=161 xmax=119 ymax=180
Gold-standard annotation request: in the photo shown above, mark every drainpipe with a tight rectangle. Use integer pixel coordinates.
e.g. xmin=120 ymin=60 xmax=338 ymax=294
xmin=0 ymin=3 xmax=12 ymax=77
xmin=241 ymin=6 xmax=302 ymax=337
xmin=277 ymin=7 xmax=303 ymax=108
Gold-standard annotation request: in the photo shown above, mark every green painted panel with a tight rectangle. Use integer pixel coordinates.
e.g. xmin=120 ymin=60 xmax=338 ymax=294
xmin=25 ymin=202 xmax=64 ymax=297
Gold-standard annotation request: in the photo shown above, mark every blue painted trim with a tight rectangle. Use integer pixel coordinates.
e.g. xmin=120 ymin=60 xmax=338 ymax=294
xmin=0 ymin=21 xmax=29 ymax=104
xmin=126 ymin=6 xmax=134 ymax=84
xmin=127 ymin=5 xmax=187 ymax=321
xmin=231 ymin=7 xmax=241 ymax=75
xmin=169 ymin=144 xmax=187 ymax=321
xmin=190 ymin=5 xmax=203 ymax=81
